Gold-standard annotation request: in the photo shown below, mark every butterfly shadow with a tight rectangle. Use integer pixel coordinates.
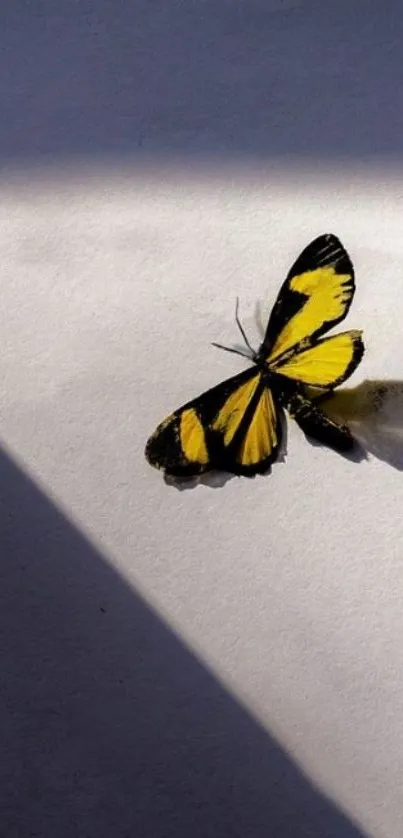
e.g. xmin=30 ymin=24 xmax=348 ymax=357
xmin=164 ymin=470 xmax=235 ymax=491
xmin=254 ymin=299 xmax=268 ymax=341
xmin=300 ymin=429 xmax=367 ymax=465
xmin=320 ymin=379 xmax=403 ymax=471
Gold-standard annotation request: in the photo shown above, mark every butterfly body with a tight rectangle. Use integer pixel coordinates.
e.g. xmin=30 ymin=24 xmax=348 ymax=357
xmin=145 ymin=234 xmax=364 ymax=478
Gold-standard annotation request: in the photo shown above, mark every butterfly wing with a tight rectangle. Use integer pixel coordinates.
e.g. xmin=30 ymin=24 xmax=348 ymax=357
xmin=263 ymin=234 xmax=355 ymax=362
xmin=213 ymin=376 xmax=283 ymax=475
xmin=145 ymin=368 xmax=282 ymax=476
xmin=271 ymin=330 xmax=364 ymax=389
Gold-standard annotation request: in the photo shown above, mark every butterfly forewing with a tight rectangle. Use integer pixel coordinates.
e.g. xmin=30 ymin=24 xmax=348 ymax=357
xmin=263 ymin=234 xmax=355 ymax=362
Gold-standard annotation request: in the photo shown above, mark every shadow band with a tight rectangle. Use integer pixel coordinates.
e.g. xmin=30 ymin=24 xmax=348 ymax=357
xmin=0 ymin=443 xmax=367 ymax=836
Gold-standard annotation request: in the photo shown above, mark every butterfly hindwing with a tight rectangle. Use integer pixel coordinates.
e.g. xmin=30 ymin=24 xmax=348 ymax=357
xmin=145 ymin=368 xmax=282 ymax=476
xmin=271 ymin=329 xmax=364 ymax=388
xmin=233 ymin=383 xmax=282 ymax=474
xmin=263 ymin=234 xmax=355 ymax=362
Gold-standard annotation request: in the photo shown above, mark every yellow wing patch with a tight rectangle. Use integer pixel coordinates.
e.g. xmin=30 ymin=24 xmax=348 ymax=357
xmin=237 ymin=388 xmax=278 ymax=467
xmin=212 ymin=375 xmax=260 ymax=445
xmin=268 ymin=266 xmax=353 ymax=361
xmin=180 ymin=408 xmax=209 ymax=464
xmin=272 ymin=330 xmax=363 ymax=388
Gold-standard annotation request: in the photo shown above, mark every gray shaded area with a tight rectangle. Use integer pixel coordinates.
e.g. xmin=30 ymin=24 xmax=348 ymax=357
xmin=323 ymin=379 xmax=403 ymax=470
xmin=0 ymin=445 xmax=367 ymax=837
xmin=0 ymin=1 xmax=402 ymax=164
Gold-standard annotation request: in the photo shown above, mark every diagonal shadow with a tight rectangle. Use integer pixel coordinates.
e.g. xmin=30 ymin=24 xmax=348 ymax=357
xmin=0 ymin=444 xmax=367 ymax=837
xmin=321 ymin=379 xmax=403 ymax=471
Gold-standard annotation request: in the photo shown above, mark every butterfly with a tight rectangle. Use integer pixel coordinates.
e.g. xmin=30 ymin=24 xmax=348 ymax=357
xmin=145 ymin=234 xmax=364 ymax=477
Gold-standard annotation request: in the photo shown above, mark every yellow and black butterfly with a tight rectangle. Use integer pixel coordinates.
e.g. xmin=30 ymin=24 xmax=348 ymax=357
xmin=145 ymin=234 xmax=364 ymax=477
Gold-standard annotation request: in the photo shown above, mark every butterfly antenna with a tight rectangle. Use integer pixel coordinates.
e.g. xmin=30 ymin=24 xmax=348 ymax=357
xmin=235 ymin=297 xmax=255 ymax=355
xmin=211 ymin=341 xmax=251 ymax=359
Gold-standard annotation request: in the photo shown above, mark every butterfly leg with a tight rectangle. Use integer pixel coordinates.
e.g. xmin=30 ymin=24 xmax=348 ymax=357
xmin=287 ymin=391 xmax=355 ymax=452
